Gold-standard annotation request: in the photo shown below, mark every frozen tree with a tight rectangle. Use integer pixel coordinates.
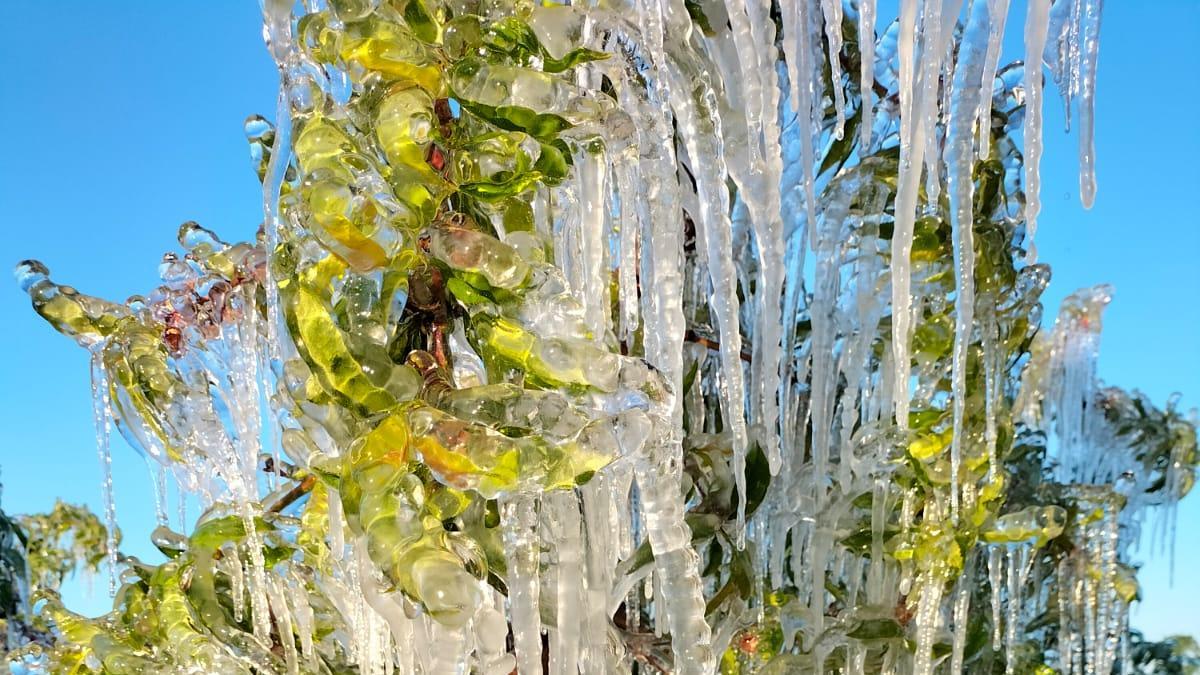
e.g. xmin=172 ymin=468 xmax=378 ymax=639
xmin=11 ymin=0 xmax=1197 ymax=673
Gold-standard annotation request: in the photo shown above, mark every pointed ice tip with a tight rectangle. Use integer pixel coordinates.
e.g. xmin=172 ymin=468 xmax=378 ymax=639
xmin=14 ymin=259 xmax=50 ymax=292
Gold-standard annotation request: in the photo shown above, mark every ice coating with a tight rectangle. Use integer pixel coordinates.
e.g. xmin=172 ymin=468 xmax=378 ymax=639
xmin=14 ymin=1 xmax=1195 ymax=674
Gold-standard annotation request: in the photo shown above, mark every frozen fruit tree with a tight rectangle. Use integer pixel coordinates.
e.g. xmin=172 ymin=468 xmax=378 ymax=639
xmin=10 ymin=0 xmax=1198 ymax=673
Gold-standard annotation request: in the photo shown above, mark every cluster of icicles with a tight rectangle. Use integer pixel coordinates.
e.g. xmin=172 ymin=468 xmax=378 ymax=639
xmin=16 ymin=0 xmax=1196 ymax=673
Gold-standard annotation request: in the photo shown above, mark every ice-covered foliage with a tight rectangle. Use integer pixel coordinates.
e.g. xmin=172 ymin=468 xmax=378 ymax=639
xmin=12 ymin=0 xmax=1198 ymax=673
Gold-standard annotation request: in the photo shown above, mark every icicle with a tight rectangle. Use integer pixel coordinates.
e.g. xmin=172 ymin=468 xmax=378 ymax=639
xmin=500 ymin=493 xmax=543 ymax=674
xmin=950 ymin=576 xmax=972 ymax=674
xmin=794 ymin=0 xmax=821 ymax=244
xmin=629 ymin=413 xmax=714 ymax=674
xmin=1023 ymin=0 xmax=1052 ymax=261
xmin=151 ymin=464 xmax=169 ymax=527
xmin=911 ymin=576 xmax=945 ymax=675
xmin=289 ymin=581 xmax=317 ymax=669
xmin=265 ymin=575 xmax=299 ymax=675
xmin=1002 ymin=545 xmax=1034 ymax=675
xmin=858 ymin=0 xmax=877 ymax=149
xmin=945 ymin=0 xmax=992 ymax=521
xmin=177 ymin=477 xmax=187 ymax=533
xmin=581 ymin=477 xmax=620 ymax=673
xmin=241 ymin=503 xmax=274 ymax=644
xmin=920 ymin=0 xmax=963 ymax=212
xmin=228 ymin=545 xmax=246 ymax=623
xmin=811 ymin=174 xmax=863 ymax=505
xmin=721 ymin=0 xmax=785 ymax=477
xmin=890 ymin=0 xmax=923 ymax=433
xmin=89 ymin=352 xmax=119 ymax=597
xmin=548 ymin=491 xmax=584 ymax=675
xmin=625 ymin=58 xmax=685 ymax=434
xmin=329 ymin=489 xmax=345 ymax=561
xmin=1077 ymin=0 xmax=1102 ymax=208
xmin=614 ymin=157 xmax=641 ymax=343
xmin=989 ymin=545 xmax=1003 ymax=649
xmin=820 ymin=0 xmax=848 ymax=139
xmin=663 ymin=55 xmax=748 ymax=541
xmin=981 ymin=303 xmax=1001 ymax=478
xmin=780 ymin=0 xmax=802 ymax=119
xmin=576 ymin=141 xmax=612 ymax=341
xmin=423 ymin=621 xmax=469 ymax=675
xmin=977 ymin=0 xmax=1011 ymax=159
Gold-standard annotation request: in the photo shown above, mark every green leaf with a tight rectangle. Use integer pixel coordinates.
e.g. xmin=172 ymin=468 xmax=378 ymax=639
xmin=847 ymin=618 xmax=904 ymax=641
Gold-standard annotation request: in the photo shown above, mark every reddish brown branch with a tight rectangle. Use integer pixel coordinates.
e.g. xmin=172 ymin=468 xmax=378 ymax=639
xmin=268 ymin=474 xmax=316 ymax=514
xmin=685 ymin=329 xmax=753 ymax=363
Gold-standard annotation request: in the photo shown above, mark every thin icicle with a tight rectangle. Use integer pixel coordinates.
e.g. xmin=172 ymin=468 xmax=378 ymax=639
xmin=945 ymin=0 xmax=992 ymax=521
xmin=890 ymin=0 xmax=926 ymax=433
xmin=950 ymin=575 xmax=972 ymax=675
xmin=228 ymin=545 xmax=247 ymax=624
xmin=820 ymin=0 xmax=848 ymax=139
xmin=89 ymin=352 xmax=119 ymax=597
xmin=500 ymin=493 xmax=542 ymax=674
xmin=1077 ymin=0 xmax=1103 ymax=208
xmin=576 ymin=142 xmax=612 ymax=341
xmin=614 ymin=156 xmax=641 ymax=343
xmin=977 ymin=0 xmax=1012 ymax=159
xmin=548 ymin=492 xmax=584 ymax=675
xmin=858 ymin=0 xmax=877 ymax=149
xmin=989 ymin=545 xmax=1003 ymax=649
xmin=911 ymin=576 xmax=946 ymax=675
xmin=1024 ymin=0 xmax=1053 ymax=262
xmin=721 ymin=0 xmax=785 ymax=477
xmin=794 ymin=0 xmax=821 ymax=244
xmin=626 ymin=410 xmax=714 ymax=674
xmin=664 ymin=54 xmax=748 ymax=541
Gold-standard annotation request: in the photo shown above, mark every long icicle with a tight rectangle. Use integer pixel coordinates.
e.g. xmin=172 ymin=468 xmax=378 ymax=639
xmin=664 ymin=51 xmax=749 ymax=542
xmin=820 ymin=0 xmax=848 ymax=139
xmin=891 ymin=0 xmax=927 ymax=434
xmin=1077 ymin=0 xmax=1103 ymax=208
xmin=500 ymin=493 xmax=542 ymax=674
xmin=946 ymin=0 xmax=993 ymax=522
xmin=1024 ymin=0 xmax=1053 ymax=262
xmin=858 ymin=0 xmax=877 ymax=149
xmin=89 ymin=352 xmax=120 ymax=597
xmin=977 ymin=0 xmax=1012 ymax=159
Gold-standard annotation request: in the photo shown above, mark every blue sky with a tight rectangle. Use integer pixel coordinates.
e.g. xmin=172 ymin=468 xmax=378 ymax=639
xmin=1 ymin=0 xmax=1196 ymax=641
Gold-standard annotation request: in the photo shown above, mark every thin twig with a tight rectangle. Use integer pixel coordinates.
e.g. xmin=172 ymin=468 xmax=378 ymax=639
xmin=685 ymin=329 xmax=754 ymax=363
xmin=268 ymin=474 xmax=316 ymax=514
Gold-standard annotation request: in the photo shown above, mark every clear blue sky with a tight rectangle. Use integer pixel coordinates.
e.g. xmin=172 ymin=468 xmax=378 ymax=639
xmin=0 ymin=1 xmax=1196 ymax=640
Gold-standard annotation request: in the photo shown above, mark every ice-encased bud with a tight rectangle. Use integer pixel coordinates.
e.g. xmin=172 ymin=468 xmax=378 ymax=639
xmin=982 ymin=505 xmax=1067 ymax=546
xmin=426 ymin=226 xmax=531 ymax=291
